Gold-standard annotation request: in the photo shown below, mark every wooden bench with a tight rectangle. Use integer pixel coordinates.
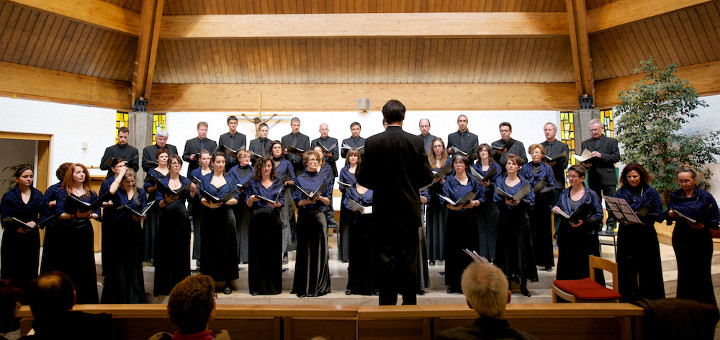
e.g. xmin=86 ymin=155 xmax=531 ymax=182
xmin=18 ymin=303 xmax=644 ymax=340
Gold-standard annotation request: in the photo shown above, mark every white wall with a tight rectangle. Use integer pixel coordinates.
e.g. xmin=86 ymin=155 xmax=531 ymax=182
xmin=0 ymin=139 xmax=36 ymax=196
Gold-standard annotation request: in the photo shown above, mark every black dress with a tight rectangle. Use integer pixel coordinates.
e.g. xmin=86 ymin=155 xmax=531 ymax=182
xmin=198 ymin=173 xmax=239 ymax=284
xmin=229 ymin=164 xmax=254 ymax=263
xmin=246 ymin=178 xmax=284 ymax=295
xmin=291 ymin=169 xmax=332 ymax=297
xmin=100 ymin=187 xmax=146 ymax=303
xmin=423 ymin=157 xmax=450 ymax=262
xmin=344 ymin=185 xmax=376 ymax=295
xmin=668 ymin=187 xmax=720 ymax=306
xmin=442 ymin=173 xmax=483 ymax=292
xmin=142 ymin=168 xmax=167 ymax=263
xmin=42 ymin=189 xmax=99 ymax=304
xmin=519 ymin=161 xmax=556 ymax=269
xmin=153 ymin=176 xmax=192 ymax=296
xmin=471 ymin=162 xmax=502 ymax=262
xmin=337 ymin=165 xmax=356 ymax=263
xmin=0 ymin=186 xmax=47 ymax=292
xmin=493 ymin=176 xmax=538 ymax=285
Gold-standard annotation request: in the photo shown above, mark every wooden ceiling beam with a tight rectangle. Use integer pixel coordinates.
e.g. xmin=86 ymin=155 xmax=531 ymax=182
xmin=0 ymin=61 xmax=131 ymax=109
xmin=7 ymin=0 xmax=140 ymax=36
xmin=566 ymin=0 xmax=594 ymax=99
xmin=160 ymin=12 xmax=569 ymax=39
xmin=133 ymin=0 xmax=165 ymax=104
xmin=587 ymin=0 xmax=712 ymax=33
xmin=595 ymin=60 xmax=720 ymax=108
xmin=148 ymin=83 xmax=579 ymax=112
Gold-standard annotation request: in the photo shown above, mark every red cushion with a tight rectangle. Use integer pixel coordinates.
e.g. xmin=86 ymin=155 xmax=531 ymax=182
xmin=553 ymin=278 xmax=622 ymax=300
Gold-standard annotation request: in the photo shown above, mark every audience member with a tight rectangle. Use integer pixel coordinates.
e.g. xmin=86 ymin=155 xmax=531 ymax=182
xmin=0 ymin=280 xmax=22 ymax=340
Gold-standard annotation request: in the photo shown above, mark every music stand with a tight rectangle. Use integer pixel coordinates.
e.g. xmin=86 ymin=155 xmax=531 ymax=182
xmin=603 ymin=196 xmax=643 ymax=224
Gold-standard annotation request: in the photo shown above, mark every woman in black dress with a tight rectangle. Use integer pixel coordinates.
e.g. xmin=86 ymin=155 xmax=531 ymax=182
xmin=230 ymin=149 xmax=254 ymax=265
xmin=614 ymin=163 xmax=665 ymax=301
xmin=493 ymin=154 xmax=537 ymax=297
xmin=552 ymin=164 xmax=604 ymax=285
xmin=142 ymin=148 xmax=170 ymax=263
xmin=519 ymin=144 xmax=556 ymax=271
xmin=344 ymin=182 xmax=376 ymax=295
xmin=472 ymin=144 xmax=502 ymax=262
xmin=442 ymin=154 xmax=483 ymax=294
xmin=422 ymin=137 xmax=449 ymax=266
xmin=199 ymin=152 xmax=239 ymax=295
xmin=101 ymin=167 xmax=147 ymax=303
xmin=667 ymin=165 xmax=720 ymax=306
xmin=292 ymin=150 xmax=332 ymax=297
xmin=0 ymin=165 xmax=48 ymax=293
xmin=337 ymin=148 xmax=361 ymax=263
xmin=245 ymin=155 xmax=284 ymax=295
xmin=42 ymin=163 xmax=100 ymax=304
xmin=154 ymin=154 xmax=195 ymax=296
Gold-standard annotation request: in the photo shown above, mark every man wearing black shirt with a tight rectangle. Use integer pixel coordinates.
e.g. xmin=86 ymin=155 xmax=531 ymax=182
xmin=141 ymin=129 xmax=178 ymax=173
xmin=248 ymin=122 xmax=271 ymax=157
xmin=491 ymin=122 xmax=527 ymax=169
xmin=311 ymin=123 xmax=340 ymax=227
xmin=447 ymin=115 xmax=479 ymax=161
xmin=580 ymin=118 xmax=621 ymax=231
xmin=281 ymin=117 xmax=311 ymax=176
xmin=341 ymin=122 xmax=365 ymax=159
xmin=540 ymin=122 xmax=570 ymax=200
xmin=100 ymin=127 xmax=139 ymax=178
xmin=418 ymin=118 xmax=436 ymax=154
xmin=182 ymin=122 xmax=217 ymax=178
xmin=218 ymin=115 xmax=247 ymax=172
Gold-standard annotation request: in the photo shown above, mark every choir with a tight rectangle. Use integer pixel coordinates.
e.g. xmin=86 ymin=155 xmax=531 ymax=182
xmin=1 ymin=115 xmax=718 ymax=306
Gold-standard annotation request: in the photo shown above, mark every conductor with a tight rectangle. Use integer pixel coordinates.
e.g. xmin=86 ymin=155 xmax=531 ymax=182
xmin=356 ymin=99 xmax=434 ymax=305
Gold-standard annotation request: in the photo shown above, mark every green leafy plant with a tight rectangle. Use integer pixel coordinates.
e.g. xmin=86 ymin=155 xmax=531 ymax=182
xmin=615 ymin=59 xmax=720 ymax=203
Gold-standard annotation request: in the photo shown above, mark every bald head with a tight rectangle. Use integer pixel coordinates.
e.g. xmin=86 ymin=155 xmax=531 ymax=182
xmin=319 ymin=123 xmax=329 ymax=138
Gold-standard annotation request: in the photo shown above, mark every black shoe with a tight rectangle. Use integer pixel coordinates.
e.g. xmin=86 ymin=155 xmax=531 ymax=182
xmin=251 ymin=292 xmax=258 ymax=296
xmin=282 ymin=268 xmax=288 ymax=272
xmin=520 ymin=286 xmax=531 ymax=297
xmin=223 ymin=287 xmax=232 ymax=295
xmin=544 ymin=266 xmax=553 ymax=272
xmin=345 ymin=289 xmax=352 ymax=295
xmin=417 ymin=289 xmax=425 ymax=295
xmin=429 ymin=261 xmax=435 ymax=266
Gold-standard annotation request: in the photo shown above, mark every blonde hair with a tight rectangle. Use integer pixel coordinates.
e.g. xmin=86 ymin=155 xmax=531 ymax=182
xmin=461 ymin=262 xmax=509 ymax=318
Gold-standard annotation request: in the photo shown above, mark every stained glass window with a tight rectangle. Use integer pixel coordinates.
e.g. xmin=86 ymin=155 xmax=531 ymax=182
xmin=600 ymin=109 xmax=614 ymax=138
xmin=115 ymin=111 xmax=128 ymax=144
xmin=153 ymin=113 xmax=166 ymax=143
xmin=560 ymin=111 xmax=575 ymax=188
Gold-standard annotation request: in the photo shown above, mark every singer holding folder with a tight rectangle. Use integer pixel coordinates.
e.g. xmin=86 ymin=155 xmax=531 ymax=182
xmin=0 ymin=165 xmax=48 ymax=294
xmin=343 ymin=182 xmax=376 ymax=295
xmin=246 ymin=155 xmax=284 ymax=296
xmin=42 ymin=163 xmax=100 ymax=304
xmin=614 ymin=163 xmax=665 ymax=301
xmin=519 ymin=144 xmax=556 ymax=272
xmin=472 ymin=144 xmax=502 ymax=262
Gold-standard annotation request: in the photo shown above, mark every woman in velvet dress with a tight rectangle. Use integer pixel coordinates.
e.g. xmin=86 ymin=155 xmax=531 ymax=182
xmin=614 ymin=163 xmax=665 ymax=301
xmin=292 ymin=150 xmax=333 ymax=297
xmin=344 ymin=182 xmax=376 ymax=295
xmin=422 ymin=137 xmax=450 ymax=266
xmin=667 ymin=165 xmax=720 ymax=306
xmin=42 ymin=163 xmax=100 ymax=304
xmin=101 ymin=167 xmax=147 ymax=303
xmin=199 ymin=152 xmax=239 ymax=295
xmin=245 ymin=155 xmax=284 ymax=295
xmin=552 ymin=164 xmax=604 ymax=285
xmin=270 ymin=140 xmax=297 ymax=260
xmin=337 ymin=148 xmax=361 ymax=263
xmin=98 ymin=158 xmax=126 ymax=279
xmin=190 ymin=149 xmax=212 ymax=267
xmin=494 ymin=154 xmax=537 ymax=297
xmin=43 ymin=162 xmax=73 ymax=229
xmin=0 ymin=165 xmax=48 ymax=293
xmin=142 ymin=148 xmax=170 ymax=263
xmin=230 ymin=149 xmax=254 ymax=264
xmin=154 ymin=155 xmax=195 ymax=296
xmin=442 ymin=154 xmax=483 ymax=294
xmin=519 ymin=144 xmax=556 ymax=271
xmin=472 ymin=144 xmax=502 ymax=262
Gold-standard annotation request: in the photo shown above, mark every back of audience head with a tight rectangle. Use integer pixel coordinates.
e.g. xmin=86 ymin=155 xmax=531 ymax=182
xmin=0 ymin=279 xmax=22 ymax=329
xmin=462 ymin=261 xmax=510 ymax=319
xmin=167 ymin=275 xmax=216 ymax=335
xmin=27 ymin=272 xmax=76 ymax=320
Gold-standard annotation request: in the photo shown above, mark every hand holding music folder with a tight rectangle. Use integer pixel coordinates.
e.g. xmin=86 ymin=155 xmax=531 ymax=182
xmin=432 ymin=162 xmax=453 ymax=178
xmin=543 ymin=152 xmax=567 ymax=163
xmin=602 ymin=196 xmax=643 ymax=224
xmin=495 ymin=183 xmax=531 ymax=203
xmin=347 ymin=199 xmax=372 ymax=214
xmin=295 ymin=182 xmax=327 ymax=201
xmin=199 ymin=189 xmax=237 ymax=204
xmin=256 ymin=183 xmax=284 ymax=205
xmin=553 ymin=203 xmax=591 ymax=224
xmin=533 ymin=180 xmax=552 ymax=195
xmin=144 ymin=174 xmax=162 ymax=185
xmin=103 ymin=154 xmax=138 ymax=168
xmin=449 ymin=146 xmax=468 ymax=156
xmin=572 ymin=149 xmax=600 ymax=164
xmin=219 ymin=144 xmax=245 ymax=158
xmin=286 ymin=145 xmax=305 ymax=155
xmin=469 ymin=166 xmax=497 ymax=182
xmin=117 ymin=200 xmax=156 ymax=218
xmin=64 ymin=192 xmax=110 ymax=214
xmin=438 ymin=191 xmax=476 ymax=207
xmin=2 ymin=215 xmax=55 ymax=230
xmin=157 ymin=181 xmax=192 ymax=198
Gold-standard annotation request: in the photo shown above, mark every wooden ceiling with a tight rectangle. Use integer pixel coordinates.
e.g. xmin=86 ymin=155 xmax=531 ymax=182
xmin=0 ymin=0 xmax=718 ymax=112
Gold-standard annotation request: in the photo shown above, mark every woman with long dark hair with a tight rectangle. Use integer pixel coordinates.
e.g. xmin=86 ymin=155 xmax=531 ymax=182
xmin=154 ymin=155 xmax=195 ymax=296
xmin=667 ymin=165 xmax=720 ymax=306
xmin=230 ymin=149 xmax=254 ymax=265
xmin=614 ymin=163 xmax=665 ymax=301
xmin=337 ymin=148 xmax=361 ymax=263
xmin=519 ymin=144 xmax=556 ymax=272
xmin=199 ymin=152 xmax=239 ymax=295
xmin=344 ymin=181 xmax=376 ymax=295
xmin=472 ymin=143 xmax=502 ymax=262
xmin=245 ymin=155 xmax=284 ymax=295
xmin=0 ymin=165 xmax=48 ymax=293
xmin=190 ymin=149 xmax=212 ymax=268
xmin=422 ymin=137 xmax=450 ymax=266
xmin=270 ymin=140 xmax=297 ymax=262
xmin=42 ymin=163 xmax=100 ymax=303
xmin=101 ymin=167 xmax=147 ymax=303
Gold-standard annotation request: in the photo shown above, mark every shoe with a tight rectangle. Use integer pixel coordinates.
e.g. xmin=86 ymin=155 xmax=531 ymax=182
xmin=544 ymin=266 xmax=553 ymax=272
xmin=345 ymin=289 xmax=352 ymax=295
xmin=282 ymin=268 xmax=288 ymax=272
xmin=417 ymin=290 xmax=425 ymax=295
xmin=223 ymin=287 xmax=232 ymax=295
xmin=251 ymin=292 xmax=258 ymax=296
xmin=429 ymin=261 xmax=435 ymax=266
xmin=520 ymin=286 xmax=531 ymax=297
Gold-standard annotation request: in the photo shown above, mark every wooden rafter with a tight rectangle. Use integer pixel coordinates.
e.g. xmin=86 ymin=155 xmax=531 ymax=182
xmin=6 ymin=0 xmax=140 ymax=36
xmin=160 ymin=12 xmax=569 ymax=39
xmin=595 ymin=60 xmax=720 ymax=108
xmin=587 ymin=0 xmax=712 ymax=33
xmin=0 ymin=61 xmax=131 ymax=109
xmin=565 ymin=0 xmax=594 ymax=101
xmin=148 ymin=83 xmax=579 ymax=112
xmin=133 ymin=0 xmax=164 ymax=104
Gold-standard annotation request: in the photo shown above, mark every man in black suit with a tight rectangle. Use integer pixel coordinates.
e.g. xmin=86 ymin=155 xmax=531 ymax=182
xmin=281 ymin=117 xmax=311 ymax=176
xmin=540 ymin=122 xmax=570 ymax=202
xmin=447 ymin=115 xmax=479 ymax=161
xmin=491 ymin=122 xmax=527 ymax=169
xmin=357 ymin=99 xmax=434 ymax=305
xmin=418 ymin=118 xmax=436 ymax=154
xmin=141 ymin=129 xmax=178 ymax=173
xmin=182 ymin=122 xmax=217 ymax=178
xmin=218 ymin=115 xmax=246 ymax=172
xmin=248 ymin=122 xmax=271 ymax=157
xmin=100 ymin=126 xmax=139 ymax=178
xmin=311 ymin=123 xmax=340 ymax=227
xmin=580 ymin=118 xmax=621 ymax=231
xmin=341 ymin=122 xmax=365 ymax=159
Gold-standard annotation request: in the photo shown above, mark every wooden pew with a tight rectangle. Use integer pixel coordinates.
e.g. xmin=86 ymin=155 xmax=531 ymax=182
xmin=357 ymin=304 xmax=644 ymax=340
